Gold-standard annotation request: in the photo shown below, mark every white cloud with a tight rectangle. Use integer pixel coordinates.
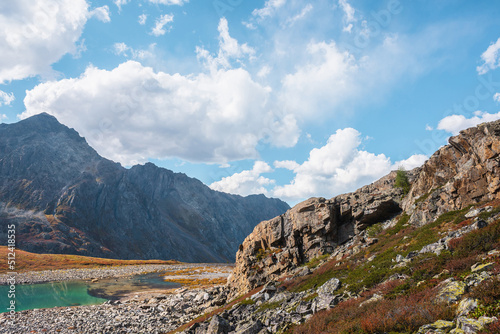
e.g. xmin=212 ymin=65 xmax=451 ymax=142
xmin=0 ymin=90 xmax=15 ymax=106
xmin=89 ymin=6 xmax=111 ymax=23
xmin=139 ymin=14 xmax=148 ymax=25
xmin=274 ymin=160 xmax=300 ymax=170
xmin=393 ymin=154 xmax=428 ymax=170
xmin=437 ymin=111 xmax=500 ymax=135
xmin=252 ymin=0 xmax=287 ymax=19
xmin=285 ymin=4 xmax=313 ymax=26
xmin=113 ymin=43 xmax=156 ymax=60
xmin=338 ymin=0 xmax=356 ymax=32
xmin=210 ymin=161 xmax=275 ymax=196
xmin=0 ymin=0 xmax=89 ymax=83
xmin=257 ymin=65 xmax=272 ymax=78
xmin=477 ymin=38 xmax=500 ymax=75
xmin=148 ymin=0 xmax=188 ymax=5
xmin=114 ymin=0 xmax=129 ymax=11
xmin=20 ymin=61 xmax=299 ymax=165
xmin=151 ymin=14 xmax=174 ymax=36
xmin=281 ymin=41 xmax=358 ymax=118
xmin=197 ymin=18 xmax=256 ymax=71
xmin=494 ymin=93 xmax=500 ymax=103
xmin=272 ymin=128 xmax=393 ymax=202
xmin=0 ymin=114 xmax=7 ymax=121
xmin=425 ymin=124 xmax=433 ymax=131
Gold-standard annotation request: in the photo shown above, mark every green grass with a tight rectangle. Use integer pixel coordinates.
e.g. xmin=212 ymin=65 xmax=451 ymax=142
xmin=303 ymin=254 xmax=330 ymax=269
xmin=240 ymin=298 xmax=256 ymax=305
xmin=257 ymin=300 xmax=282 ymax=312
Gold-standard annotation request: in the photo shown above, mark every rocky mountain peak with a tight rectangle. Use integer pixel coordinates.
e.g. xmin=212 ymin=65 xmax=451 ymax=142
xmin=0 ymin=113 xmax=289 ymax=262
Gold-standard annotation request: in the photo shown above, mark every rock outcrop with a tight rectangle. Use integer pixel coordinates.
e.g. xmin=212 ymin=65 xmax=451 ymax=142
xmin=0 ymin=113 xmax=289 ymax=262
xmin=403 ymin=120 xmax=500 ymax=226
xmin=229 ymin=171 xmax=414 ymax=294
xmin=230 ymin=119 xmax=500 ymax=295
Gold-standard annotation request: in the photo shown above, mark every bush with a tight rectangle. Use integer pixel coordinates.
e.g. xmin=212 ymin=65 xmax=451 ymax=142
xmin=394 ymin=167 xmax=411 ymax=196
xmin=448 ymin=220 xmax=500 ymax=258
xmin=293 ymin=287 xmax=454 ymax=334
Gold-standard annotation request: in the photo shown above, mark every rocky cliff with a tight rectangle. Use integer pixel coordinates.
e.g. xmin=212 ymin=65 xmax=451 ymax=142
xmin=0 ymin=113 xmax=290 ymax=262
xmin=229 ymin=120 xmax=500 ymax=295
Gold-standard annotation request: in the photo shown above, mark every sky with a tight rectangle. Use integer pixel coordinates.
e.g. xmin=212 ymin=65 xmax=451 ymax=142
xmin=2 ymin=0 xmax=500 ymax=206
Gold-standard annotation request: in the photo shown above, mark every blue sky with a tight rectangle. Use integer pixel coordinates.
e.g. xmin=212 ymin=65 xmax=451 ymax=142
xmin=2 ymin=0 xmax=500 ymax=205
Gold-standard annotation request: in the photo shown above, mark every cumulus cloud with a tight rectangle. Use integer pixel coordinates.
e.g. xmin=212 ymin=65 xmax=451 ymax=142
xmin=20 ymin=61 xmax=298 ymax=165
xmin=197 ymin=18 xmax=255 ymax=71
xmin=477 ymin=38 xmax=500 ymax=75
xmin=274 ymin=160 xmax=300 ymax=170
xmin=272 ymin=128 xmax=392 ymax=201
xmin=210 ymin=129 xmax=427 ymax=202
xmin=281 ymin=41 xmax=358 ymax=118
xmin=393 ymin=154 xmax=428 ymax=170
xmin=209 ymin=161 xmax=274 ymax=196
xmin=151 ymin=14 xmax=174 ymax=36
xmin=0 ymin=0 xmax=89 ymax=83
xmin=0 ymin=90 xmax=15 ymax=106
xmin=148 ymin=0 xmax=188 ymax=5
xmin=437 ymin=111 xmax=500 ymax=135
xmin=89 ymin=6 xmax=111 ymax=23
xmin=494 ymin=93 xmax=500 ymax=103
xmin=252 ymin=0 xmax=287 ymax=19
xmin=138 ymin=14 xmax=148 ymax=25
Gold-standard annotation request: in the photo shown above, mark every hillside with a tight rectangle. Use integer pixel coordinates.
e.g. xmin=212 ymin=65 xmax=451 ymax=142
xmin=174 ymin=120 xmax=500 ymax=333
xmin=0 ymin=113 xmax=290 ymax=262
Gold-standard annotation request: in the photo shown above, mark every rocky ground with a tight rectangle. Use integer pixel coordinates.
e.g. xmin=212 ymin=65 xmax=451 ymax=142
xmin=3 ymin=208 xmax=498 ymax=334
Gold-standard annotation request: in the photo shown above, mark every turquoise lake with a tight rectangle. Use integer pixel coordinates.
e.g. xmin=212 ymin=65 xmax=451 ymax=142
xmin=0 ymin=272 xmax=180 ymax=313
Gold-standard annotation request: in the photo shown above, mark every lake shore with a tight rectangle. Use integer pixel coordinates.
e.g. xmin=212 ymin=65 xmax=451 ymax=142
xmin=0 ymin=264 xmax=234 ymax=333
xmin=0 ymin=263 xmax=233 ymax=285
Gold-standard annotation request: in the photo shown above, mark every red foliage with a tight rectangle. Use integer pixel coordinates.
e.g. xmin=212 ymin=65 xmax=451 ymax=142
xmin=294 ymin=287 xmax=454 ymax=334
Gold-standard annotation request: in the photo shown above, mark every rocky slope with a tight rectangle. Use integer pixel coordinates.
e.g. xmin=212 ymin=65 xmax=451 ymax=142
xmin=0 ymin=113 xmax=289 ymax=262
xmin=229 ymin=120 xmax=500 ymax=295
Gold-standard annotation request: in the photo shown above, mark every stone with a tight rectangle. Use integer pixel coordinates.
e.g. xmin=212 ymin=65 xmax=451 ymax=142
xmin=465 ymin=208 xmax=484 ymax=218
xmin=456 ymin=298 xmax=478 ymax=317
xmin=207 ymin=315 xmax=230 ymax=334
xmin=359 ymin=294 xmax=383 ymax=307
xmin=417 ymin=320 xmax=455 ymax=334
xmin=471 ymin=262 xmax=494 ymax=273
xmin=312 ymin=294 xmax=339 ymax=313
xmin=456 ymin=316 xmax=497 ymax=333
xmin=235 ymin=320 xmax=264 ymax=334
xmin=436 ymin=279 xmax=467 ymax=304
xmin=317 ymin=278 xmax=341 ymax=296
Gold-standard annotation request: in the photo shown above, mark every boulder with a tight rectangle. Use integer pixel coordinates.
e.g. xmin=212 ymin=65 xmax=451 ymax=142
xmin=436 ymin=279 xmax=466 ymax=304
xmin=317 ymin=278 xmax=341 ymax=296
xmin=207 ymin=315 xmax=230 ymax=334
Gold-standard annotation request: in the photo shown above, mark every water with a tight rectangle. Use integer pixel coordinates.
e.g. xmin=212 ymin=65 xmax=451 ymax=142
xmin=0 ymin=272 xmax=180 ymax=313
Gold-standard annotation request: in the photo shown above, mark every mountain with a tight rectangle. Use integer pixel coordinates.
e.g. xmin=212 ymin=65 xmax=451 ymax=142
xmin=229 ymin=119 xmax=500 ymax=295
xmin=0 ymin=113 xmax=290 ymax=262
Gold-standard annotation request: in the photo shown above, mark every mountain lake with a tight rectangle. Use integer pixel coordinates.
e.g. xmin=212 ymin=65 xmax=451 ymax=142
xmin=0 ymin=272 xmax=181 ymax=313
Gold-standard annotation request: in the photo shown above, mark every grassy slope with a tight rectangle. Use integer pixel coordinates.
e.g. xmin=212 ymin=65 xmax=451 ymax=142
xmin=0 ymin=246 xmax=179 ymax=273
xmin=286 ymin=201 xmax=500 ymax=334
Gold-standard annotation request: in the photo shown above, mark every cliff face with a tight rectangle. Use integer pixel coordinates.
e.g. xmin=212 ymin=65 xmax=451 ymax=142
xmin=229 ymin=120 xmax=500 ymax=295
xmin=403 ymin=121 xmax=500 ymax=226
xmin=229 ymin=171 xmax=414 ymax=294
xmin=0 ymin=113 xmax=290 ymax=262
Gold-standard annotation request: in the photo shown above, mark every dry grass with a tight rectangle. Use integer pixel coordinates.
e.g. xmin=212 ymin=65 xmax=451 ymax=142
xmin=0 ymin=246 xmax=179 ymax=272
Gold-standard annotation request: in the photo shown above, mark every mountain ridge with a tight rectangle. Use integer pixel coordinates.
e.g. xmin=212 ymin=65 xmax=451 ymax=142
xmin=0 ymin=113 xmax=290 ymax=262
